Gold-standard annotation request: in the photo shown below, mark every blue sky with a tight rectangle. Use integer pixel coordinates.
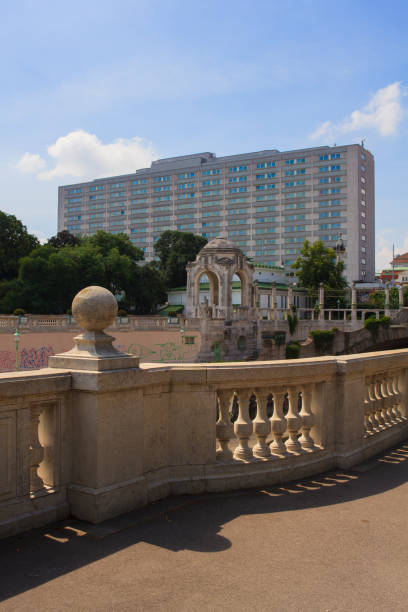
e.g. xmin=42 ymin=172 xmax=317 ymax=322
xmin=1 ymin=0 xmax=408 ymax=270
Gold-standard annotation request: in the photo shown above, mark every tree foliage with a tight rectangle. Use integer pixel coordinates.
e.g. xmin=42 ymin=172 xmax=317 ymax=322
xmin=0 ymin=210 xmax=39 ymax=280
xmin=0 ymin=231 xmax=165 ymax=314
xmin=154 ymin=230 xmax=207 ymax=288
xmin=47 ymin=230 xmax=80 ymax=248
xmin=292 ymin=240 xmax=348 ymax=291
xmin=369 ymin=287 xmax=401 ymax=310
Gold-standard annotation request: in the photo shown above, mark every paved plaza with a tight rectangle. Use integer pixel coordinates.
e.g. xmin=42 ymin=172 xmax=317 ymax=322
xmin=1 ymin=443 xmax=408 ymax=611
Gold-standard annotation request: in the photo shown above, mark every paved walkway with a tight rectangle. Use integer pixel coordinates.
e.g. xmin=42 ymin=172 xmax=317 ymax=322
xmin=1 ymin=443 xmax=408 ymax=611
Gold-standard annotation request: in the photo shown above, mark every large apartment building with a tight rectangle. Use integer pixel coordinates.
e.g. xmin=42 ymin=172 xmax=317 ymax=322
xmin=58 ymin=144 xmax=374 ymax=283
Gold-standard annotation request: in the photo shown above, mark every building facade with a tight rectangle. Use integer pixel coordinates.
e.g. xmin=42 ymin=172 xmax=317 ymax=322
xmin=58 ymin=144 xmax=374 ymax=283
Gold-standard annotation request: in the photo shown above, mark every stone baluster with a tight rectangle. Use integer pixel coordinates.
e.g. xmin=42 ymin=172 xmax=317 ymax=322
xmin=253 ymin=389 xmax=272 ymax=459
xmin=299 ymin=384 xmax=315 ymax=450
xmin=29 ymin=404 xmax=45 ymax=493
xmin=380 ymin=375 xmax=393 ymax=427
xmin=385 ymin=373 xmax=399 ymax=425
xmin=363 ymin=377 xmax=374 ymax=436
xmin=233 ymin=389 xmax=253 ymax=461
xmin=367 ymin=376 xmax=380 ymax=432
xmin=373 ymin=375 xmax=386 ymax=430
xmin=216 ymin=390 xmax=235 ymax=461
xmin=269 ymin=387 xmax=287 ymax=456
xmin=391 ymin=370 xmax=403 ymax=421
xmin=285 ymin=386 xmax=303 ymax=453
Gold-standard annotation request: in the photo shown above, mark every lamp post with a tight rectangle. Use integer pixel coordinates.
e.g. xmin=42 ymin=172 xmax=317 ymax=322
xmin=337 ymin=298 xmax=340 ymax=320
xmin=14 ymin=329 xmax=20 ymax=370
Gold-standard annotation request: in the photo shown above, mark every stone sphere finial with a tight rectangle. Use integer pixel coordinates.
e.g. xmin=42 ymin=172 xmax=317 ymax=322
xmin=72 ymin=286 xmax=118 ymax=332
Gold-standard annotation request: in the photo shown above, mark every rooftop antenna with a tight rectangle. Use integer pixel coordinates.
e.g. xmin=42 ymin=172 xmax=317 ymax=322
xmin=361 ymin=138 xmax=366 ymax=148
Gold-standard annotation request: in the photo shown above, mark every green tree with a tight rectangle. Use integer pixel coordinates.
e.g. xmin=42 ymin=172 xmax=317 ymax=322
xmin=0 ymin=232 xmax=164 ymax=314
xmin=47 ymin=230 xmax=81 ymax=248
xmin=292 ymin=240 xmax=348 ymax=292
xmin=154 ymin=230 xmax=207 ymax=288
xmin=85 ymin=231 xmax=144 ymax=262
xmin=0 ymin=210 xmax=39 ymax=280
xmin=369 ymin=287 xmax=399 ymax=309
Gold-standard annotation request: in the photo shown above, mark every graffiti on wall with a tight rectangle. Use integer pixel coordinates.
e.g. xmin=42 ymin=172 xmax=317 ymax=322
xmin=19 ymin=346 xmax=55 ymax=369
xmin=0 ymin=346 xmax=55 ymax=372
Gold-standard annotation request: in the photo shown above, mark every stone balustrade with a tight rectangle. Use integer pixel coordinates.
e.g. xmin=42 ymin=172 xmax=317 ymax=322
xmin=1 ymin=349 xmax=408 ymax=539
xmin=0 ymin=314 xmax=183 ymax=333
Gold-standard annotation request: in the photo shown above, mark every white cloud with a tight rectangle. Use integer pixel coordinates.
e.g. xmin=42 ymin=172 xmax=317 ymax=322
xmin=376 ymin=230 xmax=408 ymax=271
xmin=15 ymin=152 xmax=47 ymax=174
xmin=376 ymin=230 xmax=393 ymax=271
xmin=310 ymin=82 xmax=406 ymax=141
xmin=15 ymin=130 xmax=157 ymax=181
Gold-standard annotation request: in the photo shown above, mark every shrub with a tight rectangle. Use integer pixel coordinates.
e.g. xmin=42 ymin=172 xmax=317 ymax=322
xmin=13 ymin=308 xmax=25 ymax=316
xmin=285 ymin=343 xmax=300 ymax=359
xmin=117 ymin=309 xmax=127 ymax=317
xmin=364 ymin=316 xmax=381 ymax=341
xmin=379 ymin=315 xmax=390 ymax=329
xmin=274 ymin=332 xmax=286 ymax=346
xmin=310 ymin=329 xmax=336 ymax=355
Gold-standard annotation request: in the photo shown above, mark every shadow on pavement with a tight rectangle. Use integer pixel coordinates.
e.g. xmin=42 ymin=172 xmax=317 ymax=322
xmin=1 ymin=442 xmax=407 ymax=603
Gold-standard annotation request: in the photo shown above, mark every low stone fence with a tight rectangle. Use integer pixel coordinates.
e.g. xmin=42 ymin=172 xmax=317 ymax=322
xmin=1 ymin=349 xmax=408 ymax=538
xmin=0 ymin=314 xmax=184 ymax=333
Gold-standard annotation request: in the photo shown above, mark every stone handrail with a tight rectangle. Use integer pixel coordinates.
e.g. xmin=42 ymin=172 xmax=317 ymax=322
xmin=1 ymin=349 xmax=408 ymax=538
xmin=0 ymin=369 xmax=72 ymax=537
xmin=0 ymin=314 xmax=182 ymax=333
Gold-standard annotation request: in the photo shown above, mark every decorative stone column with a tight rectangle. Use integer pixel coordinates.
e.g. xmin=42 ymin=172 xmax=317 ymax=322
xmin=384 ymin=285 xmax=390 ymax=317
xmin=271 ymin=283 xmax=277 ymax=321
xmin=319 ymin=282 xmax=324 ymax=321
xmin=399 ymin=285 xmax=404 ymax=309
xmin=287 ymin=285 xmax=293 ymax=310
xmin=351 ymin=282 xmax=357 ymax=321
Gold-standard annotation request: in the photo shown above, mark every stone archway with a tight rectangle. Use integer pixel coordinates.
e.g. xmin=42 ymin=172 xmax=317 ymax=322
xmin=193 ymin=269 xmax=220 ymax=314
xmin=186 ymin=236 xmax=255 ymax=319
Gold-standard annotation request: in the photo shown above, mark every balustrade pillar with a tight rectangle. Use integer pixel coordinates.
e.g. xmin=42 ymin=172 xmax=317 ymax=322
xmin=29 ymin=405 xmax=45 ymax=493
xmin=391 ymin=370 xmax=404 ymax=421
xmin=351 ymin=283 xmax=357 ymax=321
xmin=384 ymin=286 xmax=390 ymax=317
xmin=363 ymin=378 xmax=374 ymax=436
xmin=233 ymin=389 xmax=253 ymax=461
xmin=253 ymin=390 xmax=271 ymax=459
xmin=287 ymin=286 xmax=293 ymax=310
xmin=385 ymin=374 xmax=399 ymax=425
xmin=399 ymin=285 xmax=404 ymax=309
xmin=285 ymin=387 xmax=303 ymax=453
xmin=373 ymin=376 xmax=386 ymax=430
xmin=379 ymin=375 xmax=392 ymax=427
xmin=299 ymin=384 xmax=315 ymax=450
xmin=269 ymin=387 xmax=287 ymax=456
xmin=319 ymin=283 xmax=324 ymax=321
xmin=216 ymin=390 xmax=234 ymax=461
